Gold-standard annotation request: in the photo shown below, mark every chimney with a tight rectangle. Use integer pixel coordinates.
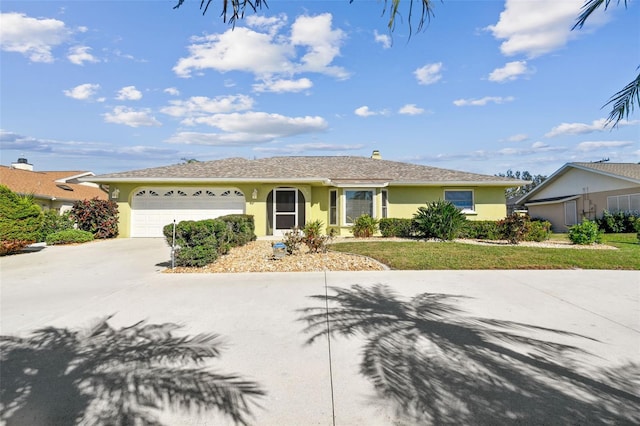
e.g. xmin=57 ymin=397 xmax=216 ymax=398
xmin=11 ymin=158 xmax=33 ymax=171
xmin=371 ymin=150 xmax=382 ymax=160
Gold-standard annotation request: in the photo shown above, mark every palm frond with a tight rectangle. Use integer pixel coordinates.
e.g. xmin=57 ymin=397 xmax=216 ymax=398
xmin=604 ymin=71 xmax=640 ymax=127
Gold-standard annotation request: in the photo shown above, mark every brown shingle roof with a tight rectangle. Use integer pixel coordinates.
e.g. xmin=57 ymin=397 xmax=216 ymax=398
xmin=573 ymin=162 xmax=640 ymax=182
xmin=89 ymin=156 xmax=523 ymax=186
xmin=0 ymin=166 xmax=108 ymax=201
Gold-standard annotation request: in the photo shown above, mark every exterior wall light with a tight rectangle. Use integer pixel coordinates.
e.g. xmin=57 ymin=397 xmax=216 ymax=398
xmin=111 ymin=188 xmax=120 ymax=199
xmin=252 ymin=188 xmax=258 ymax=200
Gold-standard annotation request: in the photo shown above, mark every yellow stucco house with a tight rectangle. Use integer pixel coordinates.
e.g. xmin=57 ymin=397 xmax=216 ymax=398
xmin=85 ymin=152 xmax=525 ymax=238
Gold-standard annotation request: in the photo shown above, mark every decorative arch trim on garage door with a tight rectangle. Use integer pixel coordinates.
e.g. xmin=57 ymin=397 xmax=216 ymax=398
xmin=131 ymin=187 xmax=245 ymax=237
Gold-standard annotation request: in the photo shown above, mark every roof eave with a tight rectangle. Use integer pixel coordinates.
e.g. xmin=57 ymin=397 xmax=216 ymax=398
xmin=81 ymin=177 xmax=330 ymax=184
xmin=390 ymin=180 xmax=530 ymax=187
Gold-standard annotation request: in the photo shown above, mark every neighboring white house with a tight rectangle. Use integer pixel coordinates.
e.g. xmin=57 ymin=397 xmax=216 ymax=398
xmin=516 ymin=162 xmax=640 ymax=232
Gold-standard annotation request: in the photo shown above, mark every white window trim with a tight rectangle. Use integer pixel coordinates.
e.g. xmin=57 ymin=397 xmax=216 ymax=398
xmin=607 ymin=193 xmax=640 ymax=213
xmin=342 ymin=188 xmax=376 ymax=226
xmin=329 ymin=189 xmax=338 ymax=226
xmin=444 ymin=189 xmax=476 ymax=214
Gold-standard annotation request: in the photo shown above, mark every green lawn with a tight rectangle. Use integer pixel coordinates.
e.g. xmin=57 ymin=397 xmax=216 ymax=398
xmin=330 ymin=233 xmax=640 ymax=270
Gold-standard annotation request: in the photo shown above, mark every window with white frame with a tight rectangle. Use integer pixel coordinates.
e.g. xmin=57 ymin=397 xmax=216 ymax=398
xmin=381 ymin=189 xmax=388 ymax=218
xmin=444 ymin=190 xmax=474 ymax=212
xmin=329 ymin=190 xmax=338 ymax=225
xmin=607 ymin=193 xmax=640 ymax=213
xmin=344 ymin=190 xmax=374 ymax=224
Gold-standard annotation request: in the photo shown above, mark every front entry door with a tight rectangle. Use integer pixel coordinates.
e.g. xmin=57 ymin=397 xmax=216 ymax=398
xmin=274 ymin=189 xmax=298 ymax=236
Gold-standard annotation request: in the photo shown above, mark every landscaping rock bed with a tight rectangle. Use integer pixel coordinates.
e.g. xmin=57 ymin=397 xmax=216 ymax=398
xmin=166 ymin=240 xmax=387 ymax=273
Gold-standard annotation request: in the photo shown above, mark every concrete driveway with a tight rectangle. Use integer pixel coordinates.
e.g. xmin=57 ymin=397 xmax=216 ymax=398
xmin=1 ymin=238 xmax=639 ymax=425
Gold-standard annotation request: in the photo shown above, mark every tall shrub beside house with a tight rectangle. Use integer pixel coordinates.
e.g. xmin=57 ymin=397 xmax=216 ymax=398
xmin=0 ymin=185 xmax=43 ymax=255
xmin=70 ymin=197 xmax=119 ymax=239
xmin=413 ymin=200 xmax=467 ymax=241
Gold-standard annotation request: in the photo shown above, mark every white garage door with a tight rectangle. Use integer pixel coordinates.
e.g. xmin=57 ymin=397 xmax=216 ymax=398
xmin=131 ymin=187 xmax=245 ymax=237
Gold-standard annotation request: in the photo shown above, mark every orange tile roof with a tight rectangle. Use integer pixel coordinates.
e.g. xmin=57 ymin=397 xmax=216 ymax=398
xmin=0 ymin=166 xmax=108 ymax=201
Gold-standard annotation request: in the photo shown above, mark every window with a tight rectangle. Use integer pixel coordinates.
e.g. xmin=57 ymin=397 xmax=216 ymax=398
xmin=444 ymin=190 xmax=474 ymax=212
xmin=607 ymin=193 xmax=640 ymax=213
xmin=344 ymin=190 xmax=374 ymax=225
xmin=565 ymin=200 xmax=577 ymax=226
xmin=329 ymin=190 xmax=338 ymax=225
xmin=381 ymin=190 xmax=388 ymax=218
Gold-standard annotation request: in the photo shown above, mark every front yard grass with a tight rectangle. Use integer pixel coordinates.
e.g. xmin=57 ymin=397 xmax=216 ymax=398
xmin=330 ymin=233 xmax=639 ymax=270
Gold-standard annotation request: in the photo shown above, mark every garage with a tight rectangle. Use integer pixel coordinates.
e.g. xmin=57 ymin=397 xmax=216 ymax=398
xmin=130 ymin=187 xmax=245 ymax=237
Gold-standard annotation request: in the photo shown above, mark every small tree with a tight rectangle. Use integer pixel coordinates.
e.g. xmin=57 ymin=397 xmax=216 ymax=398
xmin=70 ymin=198 xmax=119 ymax=239
xmin=413 ymin=200 xmax=467 ymax=241
xmin=0 ymin=185 xmax=43 ymax=255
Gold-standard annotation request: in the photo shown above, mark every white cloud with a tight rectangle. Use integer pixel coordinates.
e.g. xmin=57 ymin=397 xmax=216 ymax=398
xmin=531 ymin=141 xmax=549 ymax=149
xmin=165 ymin=131 xmax=274 ymax=146
xmin=506 ymin=133 xmax=529 ymax=142
xmin=355 ymin=106 xmax=377 ymax=117
xmin=453 ymin=96 xmax=515 ymax=107
xmin=486 ymin=0 xmax=607 ymax=58
xmin=184 ymin=112 xmax=328 ymax=138
xmin=103 ymin=106 xmax=161 ymax=127
xmin=374 ymin=30 xmax=391 ymax=49
xmin=161 ymin=95 xmax=254 ymax=119
xmin=414 ymin=63 xmax=443 ymax=85
xmin=576 ymin=140 xmax=633 ymax=152
xmin=164 ymin=87 xmax=180 ymax=96
xmin=0 ymin=12 xmax=72 ymax=62
xmin=488 ymin=61 xmax=531 ymax=82
xmin=173 ymin=13 xmax=348 ymax=80
xmin=253 ymin=78 xmax=313 ymax=93
xmin=545 ymin=118 xmax=638 ymax=137
xmin=254 ymin=142 xmax=365 ymax=154
xmin=116 ymin=86 xmax=143 ymax=101
xmin=67 ymin=45 xmax=98 ymax=65
xmin=398 ymin=104 xmax=425 ymax=115
xmin=63 ymin=83 xmax=101 ymax=101
xmin=0 ymin=130 xmax=180 ymax=164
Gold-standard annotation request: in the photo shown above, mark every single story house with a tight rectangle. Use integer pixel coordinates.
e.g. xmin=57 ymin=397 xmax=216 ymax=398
xmin=84 ymin=152 xmax=526 ymax=238
xmin=0 ymin=158 xmax=108 ymax=213
xmin=516 ymin=162 xmax=640 ymax=232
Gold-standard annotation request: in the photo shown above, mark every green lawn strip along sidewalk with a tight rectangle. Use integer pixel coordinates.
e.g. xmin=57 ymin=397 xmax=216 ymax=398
xmin=330 ymin=234 xmax=639 ymax=270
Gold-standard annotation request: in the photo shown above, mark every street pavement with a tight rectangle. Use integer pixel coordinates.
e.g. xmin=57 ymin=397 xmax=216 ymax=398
xmin=1 ymin=238 xmax=638 ymax=425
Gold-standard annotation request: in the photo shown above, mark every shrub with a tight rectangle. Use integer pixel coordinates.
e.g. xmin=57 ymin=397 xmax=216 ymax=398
xmin=163 ymin=220 xmax=219 ymax=267
xmin=0 ymin=185 xmax=43 ymax=255
xmin=413 ymin=200 xmax=467 ymax=241
xmin=46 ymin=229 xmax=94 ymax=245
xmin=568 ymin=220 xmax=602 ymax=245
xmin=302 ymin=220 xmax=331 ymax=253
xmin=282 ymin=227 xmax=304 ymax=255
xmin=459 ymin=221 xmax=502 ymax=240
xmin=498 ymin=213 xmax=531 ymax=244
xmin=70 ymin=198 xmax=118 ymax=239
xmin=39 ymin=210 xmax=75 ymax=242
xmin=526 ymin=219 xmax=552 ymax=242
xmin=635 ymin=220 xmax=640 ymax=244
xmin=379 ymin=218 xmax=416 ymax=238
xmin=217 ymin=214 xmax=256 ymax=246
xmin=351 ymin=214 xmax=378 ymax=238
xmin=596 ymin=210 xmax=639 ymax=233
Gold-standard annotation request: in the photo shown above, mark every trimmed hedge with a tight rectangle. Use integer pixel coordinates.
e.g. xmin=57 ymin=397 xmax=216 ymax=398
xmin=163 ymin=215 xmax=256 ymax=267
xmin=46 ymin=229 xmax=94 ymax=245
xmin=596 ymin=210 xmax=639 ymax=233
xmin=459 ymin=221 xmax=502 ymax=240
xmin=39 ymin=210 xmax=75 ymax=242
xmin=379 ymin=218 xmax=416 ymax=238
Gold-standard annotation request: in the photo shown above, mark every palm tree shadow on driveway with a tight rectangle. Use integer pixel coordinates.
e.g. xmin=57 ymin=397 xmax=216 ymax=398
xmin=0 ymin=316 xmax=265 ymax=425
xmin=299 ymin=284 xmax=640 ymax=425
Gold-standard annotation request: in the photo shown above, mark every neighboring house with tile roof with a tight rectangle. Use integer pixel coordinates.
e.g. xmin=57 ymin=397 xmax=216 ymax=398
xmin=0 ymin=158 xmax=108 ymax=213
xmin=85 ymin=151 xmax=526 ymax=238
xmin=516 ymin=162 xmax=640 ymax=232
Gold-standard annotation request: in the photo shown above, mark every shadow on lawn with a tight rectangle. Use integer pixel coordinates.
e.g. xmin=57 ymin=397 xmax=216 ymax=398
xmin=299 ymin=284 xmax=640 ymax=425
xmin=0 ymin=316 xmax=264 ymax=425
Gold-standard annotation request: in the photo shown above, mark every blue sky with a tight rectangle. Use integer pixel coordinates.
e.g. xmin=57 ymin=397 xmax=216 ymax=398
xmin=1 ymin=0 xmax=638 ymax=176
